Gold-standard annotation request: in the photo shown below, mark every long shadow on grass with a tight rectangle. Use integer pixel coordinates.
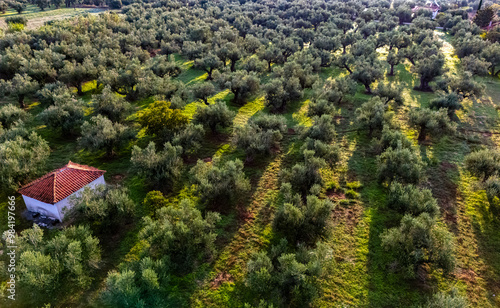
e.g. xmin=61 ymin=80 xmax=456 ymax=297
xmin=346 ymin=132 xmax=427 ymax=307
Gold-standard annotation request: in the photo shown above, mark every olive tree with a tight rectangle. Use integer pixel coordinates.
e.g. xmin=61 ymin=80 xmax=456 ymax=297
xmin=78 ymin=115 xmax=136 ymax=157
xmin=381 ymin=213 xmax=455 ymax=279
xmin=131 ymin=142 xmax=183 ymax=190
xmin=190 ymin=158 xmax=251 ymax=207
xmin=192 ymin=101 xmax=235 ymax=134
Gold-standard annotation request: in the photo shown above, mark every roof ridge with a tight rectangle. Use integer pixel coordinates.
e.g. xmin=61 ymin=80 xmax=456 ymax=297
xmin=53 ymin=171 xmax=57 ymax=204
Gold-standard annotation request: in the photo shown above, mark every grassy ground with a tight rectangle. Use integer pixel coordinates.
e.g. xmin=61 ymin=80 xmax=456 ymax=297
xmin=2 ymin=28 xmax=500 ymax=307
xmin=0 ymin=5 xmax=107 ymax=30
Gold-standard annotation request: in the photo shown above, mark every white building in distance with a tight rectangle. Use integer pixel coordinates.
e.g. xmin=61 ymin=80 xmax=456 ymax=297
xmin=18 ymin=161 xmax=106 ymax=222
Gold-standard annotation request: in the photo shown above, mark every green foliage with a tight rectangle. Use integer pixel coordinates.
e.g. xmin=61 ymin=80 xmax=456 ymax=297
xmin=274 ymin=183 xmax=335 ymax=243
xmin=355 ymin=97 xmax=393 ymax=137
xmin=137 ymin=101 xmax=189 ymax=140
xmin=409 ymin=108 xmax=456 ymax=142
xmin=5 ymin=16 xmax=27 ymax=26
xmin=377 ymin=147 xmax=426 ymax=185
xmin=388 ymin=182 xmax=439 ymax=217
xmin=464 ymin=148 xmax=500 ymax=181
xmin=381 ymin=213 xmax=456 ymax=279
xmin=36 ymin=82 xmax=72 ymax=105
xmin=0 ymin=132 xmax=49 ymax=190
xmin=377 ymin=127 xmax=414 ymax=152
xmin=193 ymin=52 xmax=223 ymax=80
xmin=481 ymin=42 xmax=500 ymax=76
xmin=264 ymin=77 xmax=303 ymax=112
xmin=413 ymin=54 xmax=445 ymax=91
xmin=69 ymin=184 xmax=135 ymax=232
xmin=0 ymin=73 xmax=39 ymax=108
xmin=92 ymin=86 xmax=133 ymax=122
xmin=375 ymin=82 xmax=404 ymax=106
xmin=172 ymin=124 xmax=205 ymax=156
xmin=314 ymin=77 xmax=356 ymax=105
xmin=462 ymin=55 xmax=490 ymax=76
xmin=307 ymin=99 xmax=337 ymax=117
xmin=235 ymin=114 xmax=286 ymax=160
xmin=192 ymin=82 xmax=216 ymax=105
xmin=192 ymin=101 xmax=235 ymax=133
xmin=139 ymin=198 xmax=220 ymax=272
xmin=60 ymin=59 xmax=98 ymax=95
xmin=301 ymin=114 xmax=337 ymax=143
xmin=246 ymin=239 xmax=329 ymax=307
xmin=39 ymin=98 xmax=85 ymax=136
xmin=429 ymin=93 xmax=462 ymax=117
xmin=79 ymin=115 xmax=136 ymax=157
xmin=0 ymin=104 xmax=27 ymax=129
xmin=131 ymin=142 xmax=183 ymax=190
xmin=351 ymin=58 xmax=384 ymax=94
xmin=282 ymin=150 xmax=326 ymax=196
xmin=301 ymin=137 xmax=340 ymax=167
xmin=101 ymin=258 xmax=168 ymax=307
xmin=16 ymin=225 xmax=101 ymax=305
xmin=191 ymin=158 xmax=250 ymax=207
xmin=142 ymin=190 xmax=169 ymax=217
xmin=215 ymin=70 xmax=260 ymax=104
xmin=421 ymin=288 xmax=468 ymax=308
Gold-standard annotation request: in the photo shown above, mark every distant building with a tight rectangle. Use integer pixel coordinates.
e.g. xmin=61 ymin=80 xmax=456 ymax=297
xmin=412 ymin=1 xmax=441 ymax=19
xmin=18 ymin=161 xmax=106 ymax=222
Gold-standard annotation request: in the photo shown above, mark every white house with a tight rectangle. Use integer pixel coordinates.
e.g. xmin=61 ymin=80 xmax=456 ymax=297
xmin=18 ymin=161 xmax=106 ymax=222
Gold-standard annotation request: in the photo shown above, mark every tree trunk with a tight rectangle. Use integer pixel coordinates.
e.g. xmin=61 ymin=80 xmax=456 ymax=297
xmin=18 ymin=95 xmax=25 ymax=109
xmin=342 ymin=45 xmax=346 ymax=54
xmin=206 ymin=69 xmax=213 ymax=80
xmin=364 ymin=84 xmax=372 ymax=94
xmin=389 ymin=64 xmax=394 ymax=76
xmin=230 ymin=60 xmax=236 ymax=72
xmin=345 ymin=65 xmax=352 ymax=74
xmin=418 ymin=127 xmax=426 ymax=142
xmin=76 ymin=82 xmax=83 ymax=95
xmin=268 ymin=61 xmax=272 ymax=72
xmin=203 ymin=98 xmax=209 ymax=105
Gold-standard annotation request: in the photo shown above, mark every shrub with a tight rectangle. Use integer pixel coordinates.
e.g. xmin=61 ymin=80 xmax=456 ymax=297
xmin=172 ymin=124 xmax=205 ymax=156
xmin=300 ymin=137 xmax=340 ymax=167
xmin=377 ymin=147 xmax=426 ymax=185
xmin=137 ymin=101 xmax=189 ymax=141
xmin=39 ymin=98 xmax=85 ymax=136
xmin=422 ymin=288 xmax=468 ymax=308
xmin=246 ymin=239 xmax=329 ymax=307
xmin=307 ymin=99 xmax=337 ymax=117
xmin=301 ymin=114 xmax=336 ymax=142
xmin=388 ymin=182 xmax=439 ymax=217
xmin=101 ymin=258 xmax=169 ymax=308
xmin=409 ymin=108 xmax=456 ymax=142
xmin=282 ymin=150 xmax=326 ymax=196
xmin=191 ymin=158 xmax=251 ymax=207
xmin=381 ymin=213 xmax=456 ymax=279
xmin=131 ymin=142 xmax=183 ymax=190
xmin=79 ymin=115 xmax=136 ymax=157
xmin=139 ymin=199 xmax=220 ymax=272
xmin=355 ymin=97 xmax=393 ymax=137
xmin=377 ymin=127 xmax=414 ymax=152
xmin=92 ymin=86 xmax=133 ymax=122
xmin=0 ymin=104 xmax=28 ymax=129
xmin=464 ymin=148 xmax=500 ymax=181
xmin=5 ymin=16 xmax=27 ymax=26
xmin=235 ymin=114 xmax=286 ymax=161
xmin=17 ymin=225 xmax=101 ymax=305
xmin=193 ymin=101 xmax=235 ymax=133
xmin=69 ymin=184 xmax=135 ymax=232
xmin=0 ymin=132 xmax=49 ymax=190
xmin=274 ymin=183 xmax=334 ymax=243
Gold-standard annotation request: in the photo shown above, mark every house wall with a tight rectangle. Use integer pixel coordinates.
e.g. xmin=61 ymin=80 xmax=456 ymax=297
xmin=21 ymin=175 xmax=106 ymax=222
xmin=55 ymin=175 xmax=106 ymax=220
xmin=22 ymin=195 xmax=62 ymax=221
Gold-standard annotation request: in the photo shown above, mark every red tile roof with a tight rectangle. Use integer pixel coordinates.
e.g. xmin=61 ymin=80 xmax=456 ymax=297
xmin=18 ymin=161 xmax=106 ymax=204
